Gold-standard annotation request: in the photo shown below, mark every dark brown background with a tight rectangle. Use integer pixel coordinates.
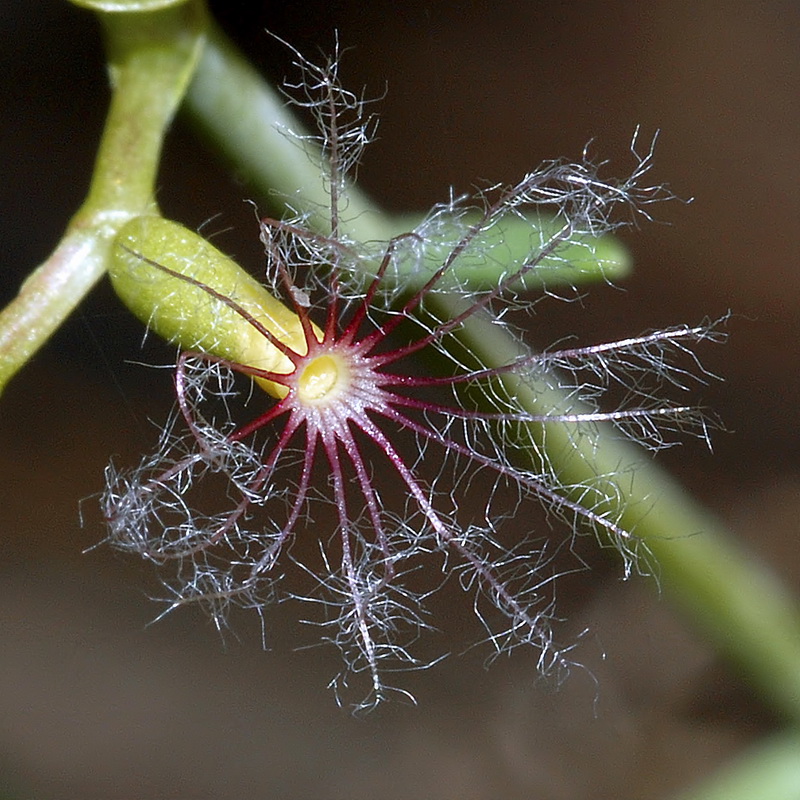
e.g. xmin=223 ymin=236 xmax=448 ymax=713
xmin=1 ymin=2 xmax=798 ymax=798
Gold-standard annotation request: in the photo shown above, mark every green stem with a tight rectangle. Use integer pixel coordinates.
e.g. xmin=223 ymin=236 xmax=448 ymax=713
xmin=442 ymin=299 xmax=800 ymax=722
xmin=184 ymin=26 xmax=800 ymax=723
xmin=185 ymin=24 xmax=395 ymax=244
xmin=0 ymin=1 xmax=206 ymax=394
xmin=671 ymin=729 xmax=800 ymax=800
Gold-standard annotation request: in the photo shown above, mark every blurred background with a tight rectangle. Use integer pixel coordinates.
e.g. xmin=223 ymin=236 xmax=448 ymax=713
xmin=1 ymin=1 xmax=798 ymax=797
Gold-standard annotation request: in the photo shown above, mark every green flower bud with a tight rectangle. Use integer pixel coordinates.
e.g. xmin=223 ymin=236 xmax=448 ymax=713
xmin=110 ymin=216 xmax=314 ymax=397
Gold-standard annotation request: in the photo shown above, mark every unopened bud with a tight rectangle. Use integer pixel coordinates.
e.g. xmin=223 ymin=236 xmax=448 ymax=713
xmin=110 ymin=216 xmax=311 ymax=397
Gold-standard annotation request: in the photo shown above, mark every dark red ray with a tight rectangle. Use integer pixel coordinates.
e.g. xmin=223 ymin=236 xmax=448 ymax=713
xmin=368 ymin=222 xmax=571 ymax=369
xmin=228 ymin=400 xmax=293 ymax=442
xmin=353 ymin=412 xmax=555 ymax=653
xmin=382 ymin=390 xmax=695 ymax=427
xmin=371 ymin=402 xmax=635 ymax=547
xmin=246 ymin=425 xmax=319 ymax=580
xmin=319 ymin=423 xmax=384 ymax=697
xmin=341 ymin=231 xmax=423 ymax=348
xmin=156 ymin=411 xmax=306 ymax=560
xmin=336 ymin=422 xmax=397 ymax=585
